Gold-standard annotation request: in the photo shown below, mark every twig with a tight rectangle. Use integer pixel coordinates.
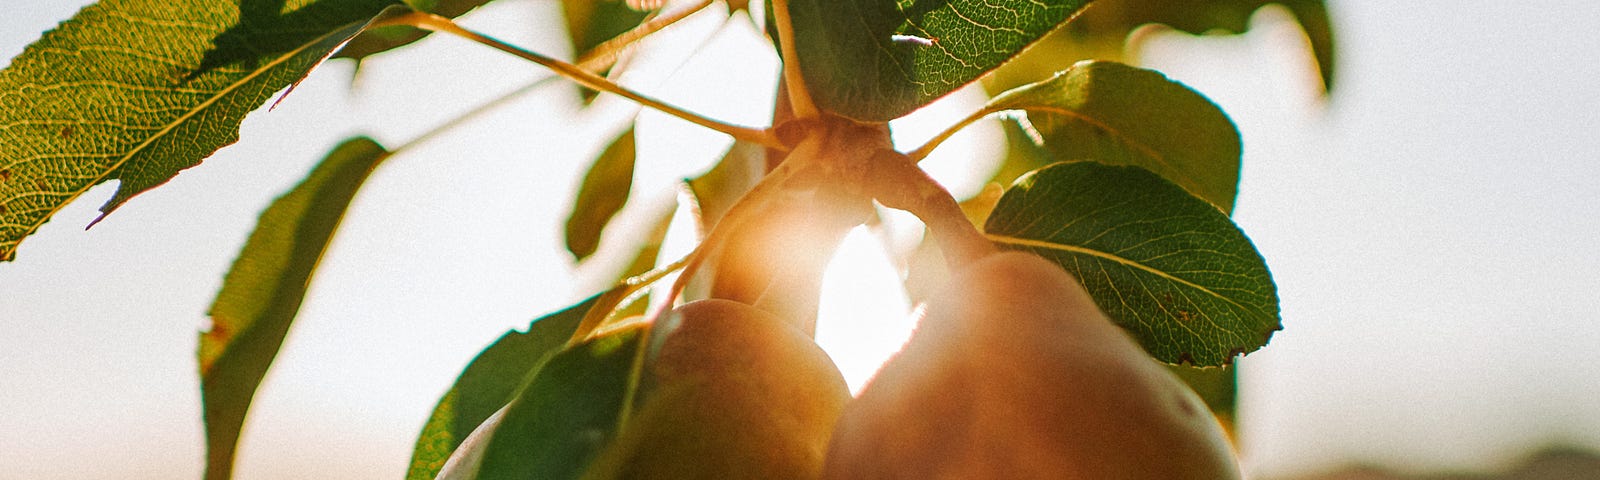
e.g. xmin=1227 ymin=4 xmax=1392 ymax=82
xmin=386 ymin=12 xmax=783 ymax=149
xmin=770 ymin=0 xmax=819 ymax=119
xmin=575 ymin=0 xmax=716 ymax=73
xmin=567 ymin=256 xmax=690 ymax=346
xmin=903 ymin=106 xmax=998 ymax=162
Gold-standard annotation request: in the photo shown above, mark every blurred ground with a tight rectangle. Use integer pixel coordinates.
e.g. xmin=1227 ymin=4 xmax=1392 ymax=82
xmin=1280 ymin=447 xmax=1600 ymax=480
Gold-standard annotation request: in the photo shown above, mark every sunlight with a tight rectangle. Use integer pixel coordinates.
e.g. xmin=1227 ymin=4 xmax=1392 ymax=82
xmin=812 ymin=226 xmax=916 ymax=394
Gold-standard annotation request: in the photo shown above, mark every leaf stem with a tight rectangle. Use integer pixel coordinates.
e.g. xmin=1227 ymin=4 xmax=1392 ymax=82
xmin=389 ymin=12 xmax=783 ymax=149
xmin=770 ymin=0 xmax=820 ymax=119
xmin=641 ymin=156 xmax=809 ymax=325
xmin=567 ymin=255 xmax=690 ymax=346
xmin=575 ymin=0 xmax=715 ymax=73
xmin=904 ymin=106 xmax=999 ymax=162
xmin=388 ymin=75 xmax=564 ymax=157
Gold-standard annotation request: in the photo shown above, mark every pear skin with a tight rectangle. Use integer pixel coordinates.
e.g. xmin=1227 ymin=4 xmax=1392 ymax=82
xmin=586 ymin=299 xmax=851 ymax=480
xmin=822 ymin=252 xmax=1241 ymax=480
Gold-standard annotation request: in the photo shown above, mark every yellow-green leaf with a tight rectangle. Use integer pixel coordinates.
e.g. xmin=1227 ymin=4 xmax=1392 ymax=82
xmin=338 ymin=0 xmax=499 ymax=65
xmin=1069 ymin=0 xmax=1336 ymax=92
xmin=0 ymin=0 xmax=405 ymax=261
xmin=565 ymin=127 xmax=637 ymax=261
xmin=986 ymin=61 xmax=1243 ymax=212
xmin=200 ymin=136 xmax=389 ymax=480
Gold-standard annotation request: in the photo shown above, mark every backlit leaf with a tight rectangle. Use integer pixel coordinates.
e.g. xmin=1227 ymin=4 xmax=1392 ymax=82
xmin=986 ymin=61 xmax=1242 ymax=212
xmin=563 ymin=0 xmax=650 ymax=56
xmin=984 ymin=161 xmax=1279 ymax=366
xmin=566 ymin=127 xmax=637 ymax=261
xmin=561 ymin=0 xmax=648 ymax=101
xmin=786 ymin=0 xmax=1093 ymax=121
xmin=0 ymin=0 xmax=405 ymax=261
xmin=199 ymin=136 xmax=389 ymax=480
xmin=685 ymin=139 xmax=765 ymax=234
xmin=338 ymin=0 xmax=498 ymax=65
xmin=406 ymin=294 xmax=601 ymax=480
xmin=1070 ymin=0 xmax=1336 ymax=92
xmin=474 ymin=323 xmax=647 ymax=480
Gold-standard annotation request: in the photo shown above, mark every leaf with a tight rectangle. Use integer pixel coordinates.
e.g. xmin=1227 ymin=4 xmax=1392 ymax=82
xmin=785 ymin=0 xmax=1093 ymax=121
xmin=990 ymin=116 xmax=1058 ymax=189
xmin=563 ymin=0 xmax=650 ymax=56
xmin=474 ymin=323 xmax=647 ymax=480
xmin=199 ymin=136 xmax=389 ymax=480
xmin=1167 ymin=363 xmax=1236 ymax=425
xmin=985 ymin=60 xmax=1242 ymax=213
xmin=983 ymin=161 xmax=1279 ymax=366
xmin=566 ymin=128 xmax=637 ymax=261
xmin=337 ymin=0 xmax=497 ymax=65
xmin=561 ymin=0 xmax=648 ymax=101
xmin=685 ymin=140 xmax=766 ymax=234
xmin=0 ymin=0 xmax=404 ymax=261
xmin=608 ymin=207 xmax=673 ymax=319
xmin=1069 ymin=0 xmax=1336 ymax=92
xmin=406 ymin=294 xmax=601 ymax=480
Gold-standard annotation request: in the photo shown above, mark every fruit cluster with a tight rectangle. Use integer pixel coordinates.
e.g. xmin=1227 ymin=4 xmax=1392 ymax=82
xmin=583 ymin=251 xmax=1241 ymax=480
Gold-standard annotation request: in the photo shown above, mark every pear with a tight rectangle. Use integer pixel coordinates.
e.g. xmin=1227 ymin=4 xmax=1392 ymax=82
xmin=585 ymin=299 xmax=851 ymax=480
xmin=822 ymin=251 xmax=1241 ymax=479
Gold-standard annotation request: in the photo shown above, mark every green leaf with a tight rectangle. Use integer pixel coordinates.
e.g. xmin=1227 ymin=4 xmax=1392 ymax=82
xmin=561 ymin=0 xmax=648 ymax=101
xmin=986 ymin=60 xmax=1242 ymax=212
xmin=563 ymin=0 xmax=650 ymax=56
xmin=337 ymin=0 xmax=497 ymax=65
xmin=1167 ymin=363 xmax=1236 ymax=424
xmin=475 ymin=324 xmax=647 ymax=480
xmin=406 ymin=294 xmax=601 ymax=480
xmin=0 ymin=0 xmax=405 ymax=261
xmin=1069 ymin=0 xmax=1336 ymax=92
xmin=686 ymin=140 xmax=766 ymax=233
xmin=566 ymin=127 xmax=638 ymax=261
xmin=199 ymin=136 xmax=389 ymax=480
xmin=991 ymin=117 xmax=1058 ymax=189
xmin=785 ymin=0 xmax=1093 ymax=121
xmin=983 ymin=161 xmax=1279 ymax=366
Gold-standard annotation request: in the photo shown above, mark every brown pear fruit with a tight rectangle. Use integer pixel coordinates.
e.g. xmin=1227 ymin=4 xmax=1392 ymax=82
xmin=584 ymin=299 xmax=852 ymax=480
xmin=821 ymin=251 xmax=1241 ymax=480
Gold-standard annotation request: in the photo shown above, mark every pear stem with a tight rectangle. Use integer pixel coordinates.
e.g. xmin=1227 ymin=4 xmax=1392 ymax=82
xmin=641 ymin=157 xmax=810 ymax=326
xmin=866 ymin=151 xmax=996 ymax=268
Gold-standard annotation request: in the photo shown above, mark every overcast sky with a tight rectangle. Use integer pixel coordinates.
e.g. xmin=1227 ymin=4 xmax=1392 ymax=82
xmin=3 ymin=1 xmax=1599 ymax=479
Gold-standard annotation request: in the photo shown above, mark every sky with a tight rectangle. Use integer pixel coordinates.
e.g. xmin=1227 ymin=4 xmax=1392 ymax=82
xmin=3 ymin=1 xmax=1600 ymax=479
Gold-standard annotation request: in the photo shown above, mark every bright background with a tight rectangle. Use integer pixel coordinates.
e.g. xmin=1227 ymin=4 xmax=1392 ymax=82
xmin=3 ymin=1 xmax=1598 ymax=479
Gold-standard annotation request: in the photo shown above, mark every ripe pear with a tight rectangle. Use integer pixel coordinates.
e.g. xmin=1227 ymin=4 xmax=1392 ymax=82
xmin=822 ymin=251 xmax=1241 ymax=479
xmin=584 ymin=299 xmax=851 ymax=480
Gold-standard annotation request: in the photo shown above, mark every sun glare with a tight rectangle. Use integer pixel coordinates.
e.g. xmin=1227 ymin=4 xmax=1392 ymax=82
xmin=813 ymin=226 xmax=917 ymax=394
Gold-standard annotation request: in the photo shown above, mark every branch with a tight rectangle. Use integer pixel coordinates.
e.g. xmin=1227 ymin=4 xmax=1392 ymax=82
xmin=575 ymin=0 xmax=716 ymax=73
xmin=386 ymin=12 xmax=783 ymax=149
xmin=770 ymin=0 xmax=819 ymax=119
xmin=903 ymin=106 xmax=999 ymax=162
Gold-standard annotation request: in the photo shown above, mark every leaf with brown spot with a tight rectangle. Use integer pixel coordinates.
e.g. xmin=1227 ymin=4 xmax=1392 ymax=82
xmin=200 ymin=137 xmax=388 ymax=480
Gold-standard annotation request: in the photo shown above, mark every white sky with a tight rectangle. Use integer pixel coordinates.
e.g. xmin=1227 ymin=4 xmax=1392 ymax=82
xmin=3 ymin=1 xmax=1599 ymax=479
